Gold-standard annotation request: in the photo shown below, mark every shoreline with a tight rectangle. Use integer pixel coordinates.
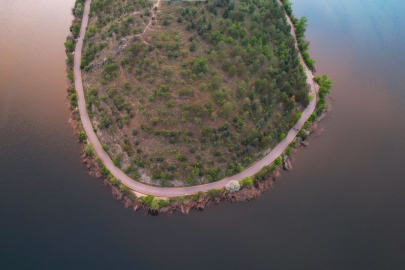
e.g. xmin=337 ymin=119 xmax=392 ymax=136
xmin=66 ymin=0 xmax=330 ymax=213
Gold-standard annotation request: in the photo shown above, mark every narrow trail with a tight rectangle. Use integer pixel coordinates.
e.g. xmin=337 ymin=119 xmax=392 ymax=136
xmin=134 ymin=0 xmax=160 ymax=40
xmin=74 ymin=0 xmax=317 ymax=197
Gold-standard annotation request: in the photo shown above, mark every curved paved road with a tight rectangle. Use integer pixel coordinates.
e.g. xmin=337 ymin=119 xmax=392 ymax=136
xmin=74 ymin=0 xmax=316 ymax=197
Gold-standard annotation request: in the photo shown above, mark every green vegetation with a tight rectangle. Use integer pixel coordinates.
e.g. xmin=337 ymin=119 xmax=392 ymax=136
xmin=242 ymin=176 xmax=253 ymax=187
xmin=314 ymin=75 xmax=333 ymax=115
xmin=84 ymin=143 xmax=94 ymax=156
xmin=280 ymin=0 xmax=315 ymax=71
xmin=66 ymin=0 xmax=85 ymax=107
xmin=76 ymin=0 xmax=313 ymax=187
xmin=78 ymin=131 xmax=87 ymax=142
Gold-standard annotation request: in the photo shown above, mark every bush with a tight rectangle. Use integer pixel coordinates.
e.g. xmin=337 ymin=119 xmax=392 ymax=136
xmin=70 ymin=93 xmax=78 ymax=107
xmin=143 ymin=194 xmax=154 ymax=205
xmin=67 ymin=71 xmax=74 ymax=82
xmin=84 ymin=144 xmax=94 ymax=156
xmin=274 ymin=157 xmax=282 ymax=165
xmin=242 ymin=177 xmax=254 ymax=187
xmin=178 ymin=88 xmax=194 ymax=96
xmin=225 ymin=180 xmax=240 ymax=193
xmin=229 ymin=65 xmax=237 ymax=76
xmin=309 ymin=113 xmax=317 ymax=122
xmin=78 ymin=132 xmax=87 ymax=142
xmin=113 ymin=155 xmax=121 ymax=167
xmin=207 ymin=189 xmax=220 ymax=197
xmin=285 ymin=146 xmax=293 ymax=156
xmin=206 ymin=167 xmax=221 ymax=182
xmin=123 ymin=81 xmax=131 ymax=89
xmin=176 ymin=154 xmax=187 ymax=162
xmin=150 ymin=198 xmax=161 ymax=210
xmin=211 ymin=76 xmax=222 ymax=89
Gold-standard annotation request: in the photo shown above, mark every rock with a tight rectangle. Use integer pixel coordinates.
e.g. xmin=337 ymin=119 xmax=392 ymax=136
xmin=310 ymin=122 xmax=318 ymax=134
xmin=286 ymin=159 xmax=292 ymax=170
xmin=225 ymin=180 xmax=241 ymax=193
xmin=301 ymin=141 xmax=309 ymax=147
xmin=271 ymin=170 xmax=280 ymax=178
xmin=283 ymin=155 xmax=293 ymax=171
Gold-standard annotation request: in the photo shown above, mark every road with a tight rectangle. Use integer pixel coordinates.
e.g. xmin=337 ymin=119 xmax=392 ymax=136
xmin=74 ymin=0 xmax=317 ymax=197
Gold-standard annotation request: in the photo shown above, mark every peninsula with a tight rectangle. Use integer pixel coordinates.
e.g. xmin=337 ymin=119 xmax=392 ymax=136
xmin=65 ymin=0 xmax=331 ymax=211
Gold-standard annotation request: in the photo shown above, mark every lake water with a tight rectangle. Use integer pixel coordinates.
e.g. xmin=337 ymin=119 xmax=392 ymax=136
xmin=1 ymin=0 xmax=404 ymax=269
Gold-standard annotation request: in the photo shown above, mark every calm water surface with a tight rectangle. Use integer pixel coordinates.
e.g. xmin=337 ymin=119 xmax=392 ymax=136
xmin=1 ymin=0 xmax=405 ymax=269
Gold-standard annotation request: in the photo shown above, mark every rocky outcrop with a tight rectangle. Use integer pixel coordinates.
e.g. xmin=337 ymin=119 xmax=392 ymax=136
xmin=301 ymin=141 xmax=309 ymax=147
xmin=283 ymin=155 xmax=293 ymax=171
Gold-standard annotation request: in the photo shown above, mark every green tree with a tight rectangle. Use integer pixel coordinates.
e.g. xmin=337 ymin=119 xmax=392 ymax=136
xmin=194 ymin=58 xmax=209 ymax=73
xmin=78 ymin=132 xmax=87 ymax=142
xmin=243 ymin=177 xmax=254 ymax=187
xmin=150 ymin=198 xmax=161 ymax=210
xmin=84 ymin=144 xmax=94 ymax=156
xmin=229 ymin=65 xmax=237 ymax=76
xmin=143 ymin=194 xmax=155 ymax=205
xmin=211 ymin=76 xmax=222 ymax=89
xmin=220 ymin=102 xmax=234 ymax=116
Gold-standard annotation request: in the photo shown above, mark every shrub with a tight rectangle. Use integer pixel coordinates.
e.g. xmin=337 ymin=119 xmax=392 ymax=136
xmin=84 ymin=144 xmax=94 ymax=156
xmin=207 ymin=189 xmax=220 ymax=197
xmin=150 ymin=198 xmax=161 ymax=210
xmin=229 ymin=65 xmax=237 ymax=76
xmin=150 ymin=117 xmax=159 ymax=123
xmin=274 ymin=157 xmax=282 ymax=165
xmin=205 ymin=167 xmax=221 ymax=182
xmin=309 ymin=113 xmax=317 ymax=122
xmin=143 ymin=194 xmax=154 ymax=205
xmin=243 ymin=177 xmax=254 ymax=187
xmin=211 ymin=75 xmax=222 ymax=89
xmin=225 ymin=180 xmax=240 ymax=193
xmin=70 ymin=93 xmax=78 ymax=107
xmin=176 ymin=154 xmax=187 ymax=162
xmin=285 ymin=146 xmax=293 ymax=156
xmin=178 ymin=88 xmax=194 ymax=96
xmin=123 ymin=81 xmax=131 ymax=89
xmin=78 ymin=132 xmax=87 ymax=142
xmin=113 ymin=155 xmax=121 ymax=167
